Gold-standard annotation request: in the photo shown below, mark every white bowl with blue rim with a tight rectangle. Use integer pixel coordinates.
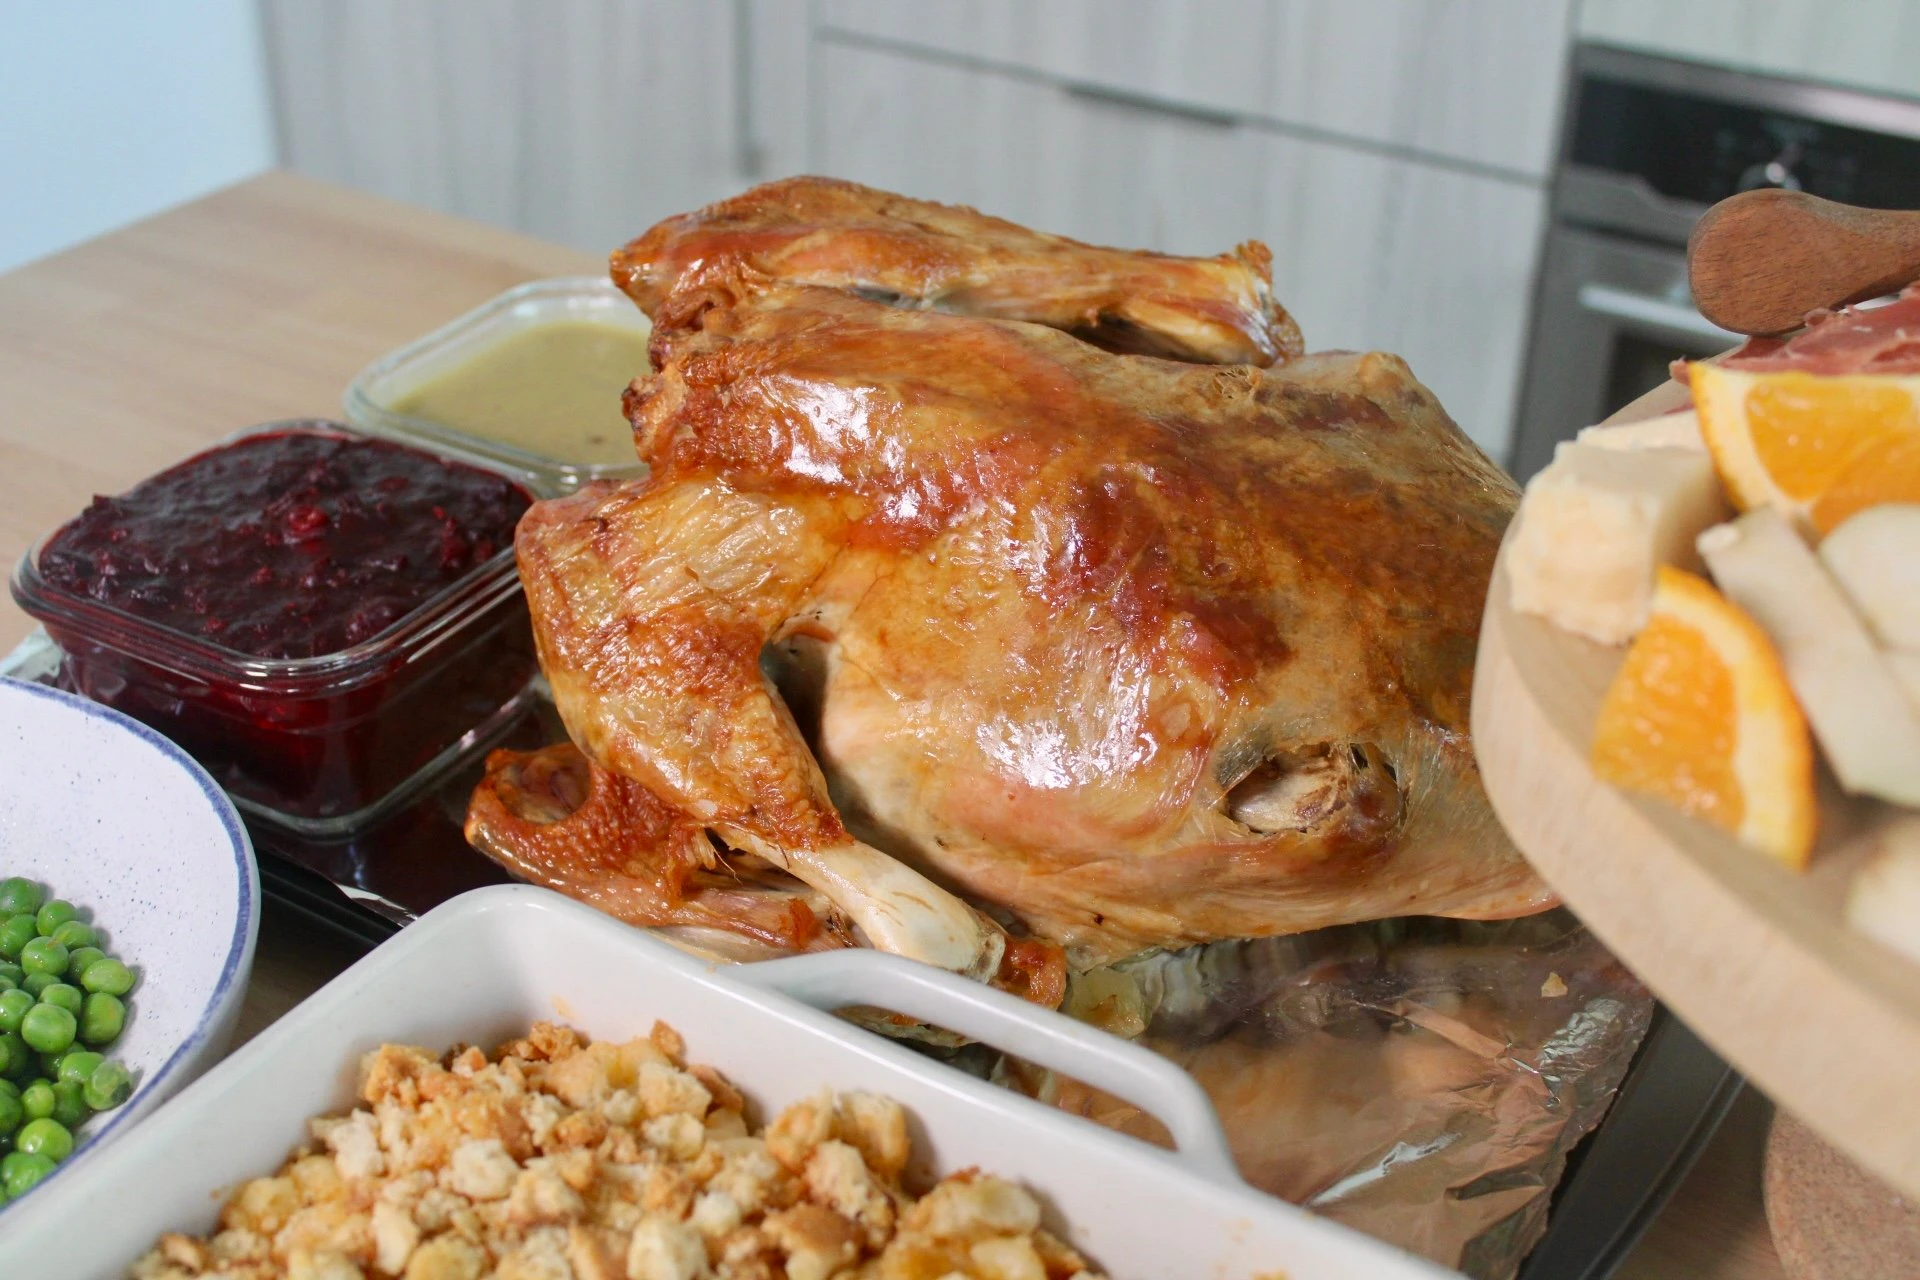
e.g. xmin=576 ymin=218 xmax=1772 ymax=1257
xmin=0 ymin=677 xmax=258 ymax=1208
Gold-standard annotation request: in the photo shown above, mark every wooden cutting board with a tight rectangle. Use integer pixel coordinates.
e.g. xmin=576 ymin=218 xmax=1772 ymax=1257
xmin=1470 ymin=380 xmax=1920 ymax=1202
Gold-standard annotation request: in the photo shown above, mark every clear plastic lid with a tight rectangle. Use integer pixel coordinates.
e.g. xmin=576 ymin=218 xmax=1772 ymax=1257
xmin=11 ymin=420 xmax=542 ymax=694
xmin=344 ymin=277 xmax=653 ymax=495
xmin=10 ymin=421 xmax=547 ymax=832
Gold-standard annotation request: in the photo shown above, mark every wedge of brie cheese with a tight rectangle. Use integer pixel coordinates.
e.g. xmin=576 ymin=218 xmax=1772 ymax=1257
xmin=1509 ymin=440 xmax=1731 ymax=645
xmin=1576 ymin=408 xmax=1704 ymax=453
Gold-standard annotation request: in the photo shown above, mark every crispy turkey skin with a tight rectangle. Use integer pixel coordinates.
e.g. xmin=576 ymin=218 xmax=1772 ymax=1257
xmin=468 ymin=178 xmax=1553 ymax=973
xmin=614 ymin=176 xmax=1301 ymax=367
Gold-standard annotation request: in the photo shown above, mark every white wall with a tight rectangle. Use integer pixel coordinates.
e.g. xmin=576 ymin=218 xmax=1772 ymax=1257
xmin=0 ymin=1 xmax=276 ymax=272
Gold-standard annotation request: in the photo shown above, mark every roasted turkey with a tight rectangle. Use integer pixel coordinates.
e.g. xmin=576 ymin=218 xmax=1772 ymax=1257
xmin=466 ymin=178 xmax=1553 ymax=993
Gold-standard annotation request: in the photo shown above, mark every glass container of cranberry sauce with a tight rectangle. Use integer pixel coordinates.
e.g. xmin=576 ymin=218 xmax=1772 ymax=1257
xmin=12 ymin=421 xmax=542 ymax=832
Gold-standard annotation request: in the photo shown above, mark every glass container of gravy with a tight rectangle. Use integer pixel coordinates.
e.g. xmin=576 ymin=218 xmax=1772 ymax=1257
xmin=345 ymin=277 xmax=653 ymax=494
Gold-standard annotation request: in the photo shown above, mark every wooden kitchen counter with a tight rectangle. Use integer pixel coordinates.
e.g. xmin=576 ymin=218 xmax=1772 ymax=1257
xmin=0 ymin=174 xmax=1782 ymax=1279
xmin=0 ymin=170 xmax=595 ymax=650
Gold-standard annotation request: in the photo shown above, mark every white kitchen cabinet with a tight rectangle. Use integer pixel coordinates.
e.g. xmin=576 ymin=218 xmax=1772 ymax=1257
xmin=260 ymin=0 xmax=752 ymax=253
xmin=263 ymin=3 xmax=1550 ymax=455
xmin=1254 ymin=134 xmax=1543 ymax=456
xmin=815 ymin=40 xmax=1266 ymax=257
xmin=1260 ymin=0 xmax=1573 ymax=179
xmin=820 ymin=0 xmax=1574 ymax=177
xmin=817 ymin=38 xmax=1539 ymax=456
xmin=1578 ymin=0 xmax=1920 ymax=101
xmin=818 ymin=0 xmax=1277 ymax=127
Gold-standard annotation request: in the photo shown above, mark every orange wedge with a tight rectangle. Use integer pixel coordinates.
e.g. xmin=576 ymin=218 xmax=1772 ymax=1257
xmin=1692 ymin=363 xmax=1920 ymax=534
xmin=1815 ymin=432 xmax=1920 ymax=534
xmin=1591 ymin=565 xmax=1817 ymax=868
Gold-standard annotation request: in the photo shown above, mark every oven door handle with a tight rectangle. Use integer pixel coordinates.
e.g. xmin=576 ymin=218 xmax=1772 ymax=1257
xmin=1576 ymin=283 xmax=1743 ymax=346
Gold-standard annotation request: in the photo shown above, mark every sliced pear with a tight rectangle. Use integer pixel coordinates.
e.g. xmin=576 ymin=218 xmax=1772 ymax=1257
xmin=1846 ymin=817 xmax=1920 ymax=967
xmin=1509 ymin=441 xmax=1730 ymax=645
xmin=1698 ymin=508 xmax=1920 ymax=807
xmin=1819 ymin=504 xmax=1920 ymax=650
xmin=1576 ymin=408 xmax=1704 ymax=453
xmin=1891 ymin=650 xmax=1920 ymax=717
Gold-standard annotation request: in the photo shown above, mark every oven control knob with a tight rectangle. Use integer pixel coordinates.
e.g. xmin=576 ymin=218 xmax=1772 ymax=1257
xmin=1739 ymin=149 xmax=1804 ymax=193
xmin=1740 ymin=123 xmax=1816 ymax=193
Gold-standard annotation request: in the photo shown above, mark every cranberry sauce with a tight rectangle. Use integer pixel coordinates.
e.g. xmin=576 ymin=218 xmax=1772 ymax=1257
xmin=38 ymin=430 xmax=531 ymax=659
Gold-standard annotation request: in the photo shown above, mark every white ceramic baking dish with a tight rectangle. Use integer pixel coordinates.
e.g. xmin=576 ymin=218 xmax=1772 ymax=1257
xmin=9 ymin=886 xmax=1454 ymax=1278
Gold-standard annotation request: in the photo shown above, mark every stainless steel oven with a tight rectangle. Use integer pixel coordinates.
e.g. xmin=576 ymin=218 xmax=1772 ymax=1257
xmin=1511 ymin=45 xmax=1920 ymax=480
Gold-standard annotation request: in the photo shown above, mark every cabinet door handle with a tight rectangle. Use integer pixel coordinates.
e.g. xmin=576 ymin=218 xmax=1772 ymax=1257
xmin=1062 ymin=80 xmax=1239 ymax=129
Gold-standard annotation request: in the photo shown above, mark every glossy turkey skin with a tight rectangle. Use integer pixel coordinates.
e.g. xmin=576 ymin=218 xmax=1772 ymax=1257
xmin=464 ymin=741 xmax=852 ymax=952
xmin=613 ymin=176 xmax=1302 ymax=367
xmin=515 ymin=281 xmax=1553 ymax=967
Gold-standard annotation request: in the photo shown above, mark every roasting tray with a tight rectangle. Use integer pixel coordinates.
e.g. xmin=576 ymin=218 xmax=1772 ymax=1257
xmin=1 ymin=630 xmax=1735 ymax=1279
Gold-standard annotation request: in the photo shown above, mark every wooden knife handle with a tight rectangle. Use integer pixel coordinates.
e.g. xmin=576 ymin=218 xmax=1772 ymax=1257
xmin=1687 ymin=188 xmax=1920 ymax=336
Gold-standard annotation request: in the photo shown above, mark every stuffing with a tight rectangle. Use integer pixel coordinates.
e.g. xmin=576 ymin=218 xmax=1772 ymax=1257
xmin=130 ymin=1022 xmax=1108 ymax=1280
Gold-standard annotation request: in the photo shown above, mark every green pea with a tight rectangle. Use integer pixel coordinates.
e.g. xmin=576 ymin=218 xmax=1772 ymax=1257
xmin=19 ymin=1079 xmax=52 ymax=1121
xmin=0 ymin=1077 xmax=19 ymax=1098
xmin=64 ymin=946 xmax=102 ymax=981
xmin=0 ymin=1031 xmax=25 ymax=1078
xmin=21 ymin=972 xmax=56 ymax=997
xmin=36 ymin=1050 xmax=62 ymax=1079
xmin=20 ymin=1002 xmax=75 ymax=1054
xmin=0 ymin=879 xmax=43 ymax=917
xmin=48 ymin=1080 xmax=85 ymax=1129
xmin=79 ymin=992 xmax=123 ymax=1047
xmin=0 ymin=990 xmax=25 ymax=1036
xmin=15 ymin=1117 xmax=72 ymax=1162
xmin=33 ymin=900 xmax=75 ymax=939
xmin=0 ymin=1089 xmax=18 ymax=1138
xmin=19 ymin=937 xmax=66 ymax=979
xmin=83 ymin=1060 xmax=131 ymax=1112
xmin=55 ymin=1050 xmax=102 ymax=1086
xmin=1 ymin=1149 xmax=54 ymax=1198
xmin=79 ymin=957 xmax=133 ymax=998
xmin=49 ymin=919 xmax=96 ymax=952
xmin=37 ymin=983 xmax=81 ymax=1017
xmin=0 ymin=914 xmax=35 ymax=960
xmin=0 ymin=961 xmax=21 ymax=987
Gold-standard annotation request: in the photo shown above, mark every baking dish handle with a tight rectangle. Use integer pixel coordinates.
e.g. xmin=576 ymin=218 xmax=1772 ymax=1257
xmin=733 ymin=949 xmax=1245 ymax=1185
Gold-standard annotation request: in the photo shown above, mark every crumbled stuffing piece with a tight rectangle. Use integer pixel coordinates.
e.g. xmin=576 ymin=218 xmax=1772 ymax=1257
xmin=131 ymin=1021 xmax=1108 ymax=1280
